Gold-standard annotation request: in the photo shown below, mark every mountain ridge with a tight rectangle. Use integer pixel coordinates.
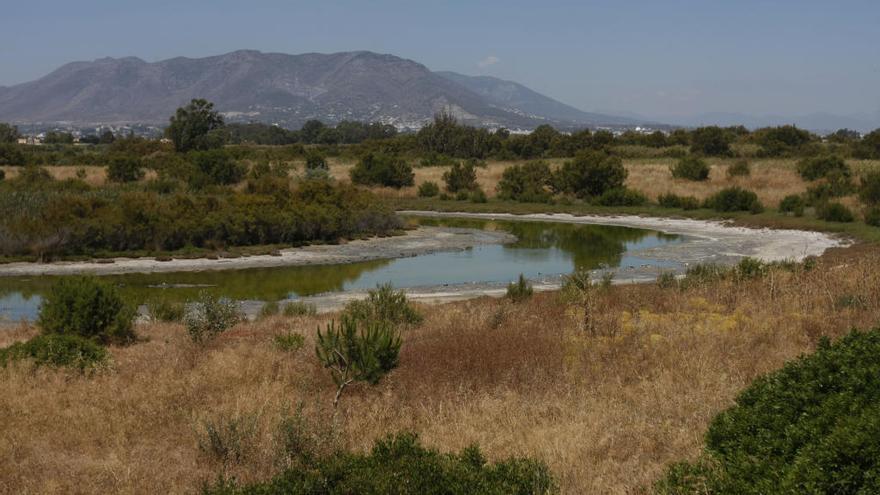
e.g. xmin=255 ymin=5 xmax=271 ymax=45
xmin=0 ymin=50 xmax=644 ymax=130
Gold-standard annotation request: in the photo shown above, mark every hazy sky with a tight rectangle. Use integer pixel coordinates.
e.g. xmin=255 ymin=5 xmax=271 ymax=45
xmin=1 ymin=0 xmax=878 ymax=120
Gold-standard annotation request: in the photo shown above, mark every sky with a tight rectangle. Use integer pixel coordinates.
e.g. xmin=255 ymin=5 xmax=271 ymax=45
xmin=1 ymin=0 xmax=878 ymax=122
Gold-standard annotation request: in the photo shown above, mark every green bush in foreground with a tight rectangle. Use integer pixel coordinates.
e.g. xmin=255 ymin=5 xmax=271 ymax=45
xmin=37 ymin=276 xmax=136 ymax=344
xmin=147 ymin=299 xmax=186 ymax=322
xmin=860 ymin=170 xmax=880 ymax=206
xmin=106 ymin=155 xmax=145 ymax=183
xmin=670 ymin=156 xmax=710 ymax=181
xmin=350 ymin=152 xmax=414 ymax=188
xmin=202 ymin=432 xmax=556 ymax=495
xmin=658 ymin=193 xmax=700 ymax=210
xmin=506 ymin=274 xmax=534 ymax=303
xmin=796 ymin=154 xmax=851 ymax=181
xmin=865 ymin=206 xmax=880 ymax=227
xmin=778 ymin=194 xmax=805 ymax=217
xmin=185 ymin=292 xmax=242 ymax=343
xmin=703 ymin=186 xmax=763 ymax=213
xmin=343 ymin=283 xmax=422 ymax=328
xmin=593 ymin=187 xmax=647 ymax=207
xmin=657 ymin=328 xmax=880 ymax=495
xmin=816 ymin=201 xmax=855 ymax=223
xmin=282 ymin=301 xmax=317 ymax=317
xmin=0 ymin=334 xmax=107 ymax=370
xmin=496 ymin=160 xmax=554 ymax=203
xmin=417 ymin=180 xmax=440 ymax=197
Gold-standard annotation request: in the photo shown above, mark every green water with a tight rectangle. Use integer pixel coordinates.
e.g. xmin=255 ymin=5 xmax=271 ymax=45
xmin=0 ymin=217 xmax=684 ymax=322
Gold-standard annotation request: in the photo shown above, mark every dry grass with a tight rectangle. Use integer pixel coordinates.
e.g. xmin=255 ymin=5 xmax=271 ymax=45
xmin=2 ymin=244 xmax=880 ymax=494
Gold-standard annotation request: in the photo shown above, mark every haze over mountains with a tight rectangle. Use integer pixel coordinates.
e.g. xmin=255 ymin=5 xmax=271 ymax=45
xmin=0 ymin=50 xmax=644 ymax=130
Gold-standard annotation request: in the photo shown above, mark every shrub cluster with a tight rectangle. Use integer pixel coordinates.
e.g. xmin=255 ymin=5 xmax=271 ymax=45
xmin=184 ymin=292 xmax=242 ymax=343
xmin=0 ymin=334 xmax=108 ymax=370
xmin=657 ymin=193 xmax=700 ymax=210
xmin=703 ymin=186 xmax=764 ymax=213
xmin=349 ymin=152 xmax=414 ymax=188
xmin=506 ymin=274 xmax=534 ymax=302
xmin=37 ymin=276 xmax=136 ymax=344
xmin=657 ymin=328 xmax=880 ymax=494
xmin=417 ymin=181 xmax=440 ymax=198
xmin=496 ymin=161 xmax=553 ymax=203
xmin=442 ymin=160 xmax=478 ymax=193
xmin=342 ymin=283 xmax=422 ymax=328
xmin=202 ymin=432 xmax=556 ymax=495
xmin=553 ymin=151 xmax=628 ymax=198
xmin=796 ymin=154 xmax=850 ymax=181
xmin=816 ymin=201 xmax=855 ymax=223
xmin=726 ymin=159 xmax=751 ymax=177
xmin=670 ymin=156 xmax=710 ymax=181
xmin=778 ymin=194 xmax=805 ymax=216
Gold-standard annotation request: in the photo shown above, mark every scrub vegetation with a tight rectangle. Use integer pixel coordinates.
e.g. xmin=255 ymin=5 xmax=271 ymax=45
xmin=3 ymin=106 xmax=880 ymax=493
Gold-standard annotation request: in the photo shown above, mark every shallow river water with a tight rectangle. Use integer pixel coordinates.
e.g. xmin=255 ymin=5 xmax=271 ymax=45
xmin=0 ymin=217 xmax=685 ymax=322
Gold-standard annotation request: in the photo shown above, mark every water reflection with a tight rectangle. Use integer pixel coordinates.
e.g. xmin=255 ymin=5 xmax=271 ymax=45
xmin=0 ymin=217 xmax=683 ymax=322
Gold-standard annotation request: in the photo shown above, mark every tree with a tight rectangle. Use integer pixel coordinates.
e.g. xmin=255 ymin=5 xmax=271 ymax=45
xmin=98 ymin=130 xmax=116 ymax=144
xmin=690 ymin=126 xmax=732 ymax=156
xmin=442 ymin=160 xmax=478 ymax=192
xmin=553 ymin=151 xmax=628 ymax=198
xmin=299 ymin=120 xmax=326 ymax=144
xmin=349 ymin=152 xmax=414 ymax=188
xmin=165 ymin=99 xmax=225 ymax=152
xmin=107 ymin=155 xmax=144 ymax=183
xmin=0 ymin=123 xmax=20 ymax=143
xmin=315 ymin=317 xmax=401 ymax=409
xmin=496 ymin=161 xmax=554 ymax=203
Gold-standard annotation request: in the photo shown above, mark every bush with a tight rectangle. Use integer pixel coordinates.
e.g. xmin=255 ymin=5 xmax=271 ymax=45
xmin=258 ymin=301 xmax=280 ymax=319
xmin=198 ymin=413 xmax=258 ymax=466
xmin=184 ymin=292 xmax=242 ymax=343
xmin=816 ymin=201 xmax=855 ymax=223
xmin=304 ymin=152 xmax=328 ymax=172
xmin=442 ymin=160 xmax=478 ymax=192
xmin=657 ymin=193 xmax=700 ymax=210
xmin=282 ymin=301 xmax=317 ymax=317
xmin=726 ymin=159 xmax=751 ymax=177
xmin=704 ymin=187 xmax=764 ymax=213
xmin=350 ymin=153 xmax=414 ymax=188
xmin=593 ymin=187 xmax=647 ymax=207
xmin=202 ymin=432 xmax=556 ymax=495
xmin=796 ymin=154 xmax=850 ymax=181
xmin=552 ymin=151 xmax=627 ymax=198
xmin=417 ymin=181 xmax=440 ymax=198
xmin=37 ymin=276 xmax=136 ymax=344
xmin=107 ymin=155 xmax=145 ymax=183
xmin=455 ymin=190 xmax=469 ymax=201
xmin=343 ymin=283 xmax=422 ymax=327
xmin=470 ymin=188 xmax=488 ymax=203
xmin=147 ymin=299 xmax=185 ymax=322
xmin=0 ymin=334 xmax=108 ymax=370
xmin=778 ymin=194 xmax=805 ymax=216
xmin=690 ymin=126 xmax=732 ymax=156
xmin=187 ymin=149 xmax=246 ymax=188
xmin=418 ymin=152 xmax=457 ymax=167
xmin=860 ymin=171 xmax=880 ymax=206
xmin=273 ymin=332 xmax=305 ymax=353
xmin=496 ymin=161 xmax=553 ymax=203
xmin=657 ymin=328 xmax=880 ymax=495
xmin=670 ymin=156 xmax=710 ymax=181
xmin=506 ymin=274 xmax=533 ymax=302
xmin=865 ymin=206 xmax=880 ymax=227
xmin=0 ymin=168 xmax=5 ymax=181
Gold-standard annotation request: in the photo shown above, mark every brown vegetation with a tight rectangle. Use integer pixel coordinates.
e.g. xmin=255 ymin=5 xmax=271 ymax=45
xmin=2 ymin=243 xmax=879 ymax=493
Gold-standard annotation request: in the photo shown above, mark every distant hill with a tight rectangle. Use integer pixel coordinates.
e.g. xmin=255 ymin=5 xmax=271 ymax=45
xmin=0 ymin=50 xmax=647 ymax=130
xmin=436 ymin=71 xmax=644 ymax=127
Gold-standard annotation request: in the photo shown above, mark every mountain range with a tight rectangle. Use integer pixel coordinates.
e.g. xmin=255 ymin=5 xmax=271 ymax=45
xmin=0 ymin=50 xmax=643 ymax=130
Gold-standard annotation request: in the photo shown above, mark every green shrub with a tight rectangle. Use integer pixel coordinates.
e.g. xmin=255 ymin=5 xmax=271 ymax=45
xmin=304 ymin=152 xmax=328 ymax=172
xmin=657 ymin=193 xmax=700 ymax=210
xmin=726 ymin=159 xmax=751 ymax=177
xmin=258 ymin=301 xmax=280 ymax=319
xmin=202 ymin=432 xmax=557 ymax=495
xmin=703 ymin=187 xmax=763 ymax=213
xmin=778 ymin=194 xmax=805 ymax=216
xmin=816 ymin=201 xmax=855 ymax=223
xmin=418 ymin=152 xmax=457 ymax=167
xmin=343 ymin=283 xmax=422 ymax=327
xmin=865 ymin=206 xmax=880 ymax=227
xmin=552 ymin=151 xmax=627 ymax=198
xmin=455 ymin=190 xmax=470 ymax=201
xmin=282 ymin=301 xmax=317 ymax=317
xmin=0 ymin=168 xmax=5 ymax=181
xmin=273 ymin=332 xmax=305 ymax=353
xmin=593 ymin=187 xmax=647 ymax=207
xmin=496 ymin=161 xmax=553 ymax=203
xmin=350 ymin=153 xmax=414 ymax=188
xmin=442 ymin=160 xmax=478 ymax=192
xmin=0 ymin=334 xmax=108 ymax=370
xmin=656 ymin=328 xmax=880 ymax=494
xmin=187 ymin=149 xmax=246 ymax=188
xmin=734 ymin=257 xmax=768 ymax=280
xmin=796 ymin=154 xmax=850 ymax=181
xmin=804 ymin=169 xmax=854 ymax=204
xmin=184 ymin=292 xmax=242 ymax=343
xmin=469 ymin=188 xmax=488 ymax=203
xmin=147 ymin=299 xmax=185 ymax=322
xmin=860 ymin=170 xmax=880 ymax=206
xmin=506 ymin=274 xmax=533 ymax=303
xmin=690 ymin=126 xmax=732 ymax=156
xmin=670 ymin=156 xmax=710 ymax=181
xmin=107 ymin=155 xmax=145 ymax=183
xmin=37 ymin=276 xmax=136 ymax=344
xmin=417 ymin=181 xmax=440 ymax=198
xmin=657 ymin=272 xmax=678 ymax=289
xmin=198 ymin=413 xmax=259 ymax=466
xmin=681 ymin=263 xmax=730 ymax=288
xmin=316 ymin=317 xmax=401 ymax=408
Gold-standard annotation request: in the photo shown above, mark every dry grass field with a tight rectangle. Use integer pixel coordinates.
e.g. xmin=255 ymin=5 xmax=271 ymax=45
xmin=7 ymin=157 xmax=879 ymax=212
xmin=2 ymin=244 xmax=879 ymax=494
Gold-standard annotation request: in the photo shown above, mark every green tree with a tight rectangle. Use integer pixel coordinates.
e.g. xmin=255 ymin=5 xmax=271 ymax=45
xmin=37 ymin=277 xmax=136 ymax=344
xmin=349 ymin=152 xmax=414 ymax=188
xmin=690 ymin=126 xmax=732 ymax=156
xmin=165 ymin=99 xmax=225 ymax=152
xmin=442 ymin=160 xmax=478 ymax=192
xmin=553 ymin=151 xmax=628 ymax=198
xmin=0 ymin=123 xmax=20 ymax=143
xmin=315 ymin=317 xmax=401 ymax=409
xmin=300 ymin=120 xmax=326 ymax=144
xmin=496 ymin=160 xmax=554 ymax=202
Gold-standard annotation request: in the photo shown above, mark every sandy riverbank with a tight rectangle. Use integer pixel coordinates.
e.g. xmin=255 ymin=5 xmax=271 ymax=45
xmin=0 ymin=227 xmax=516 ymax=277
